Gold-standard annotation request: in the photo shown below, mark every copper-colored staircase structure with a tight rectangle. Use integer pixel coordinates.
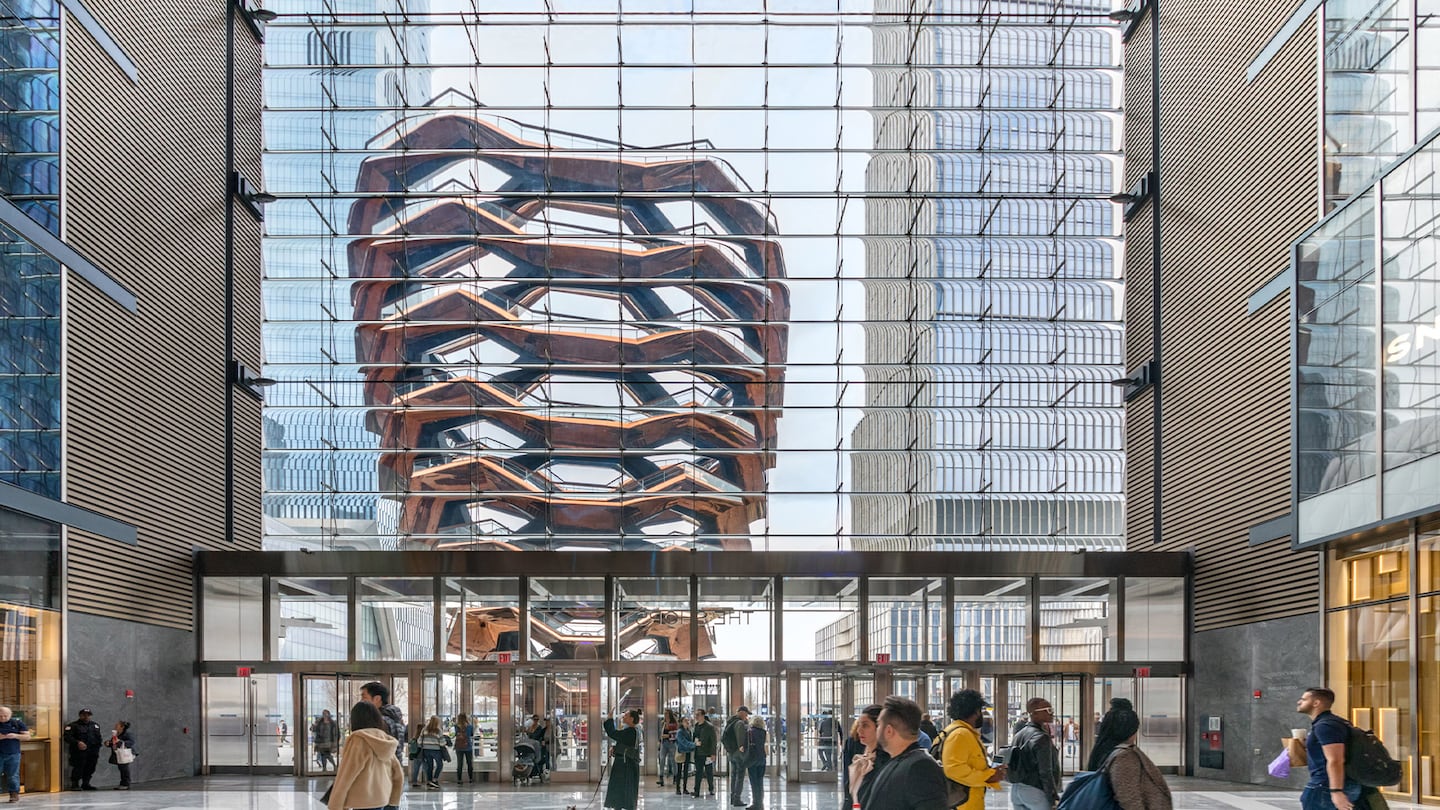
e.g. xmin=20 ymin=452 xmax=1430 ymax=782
xmin=350 ymin=114 xmax=789 ymax=550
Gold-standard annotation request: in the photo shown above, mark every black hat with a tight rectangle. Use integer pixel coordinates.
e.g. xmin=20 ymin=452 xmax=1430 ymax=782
xmin=78 ymin=708 xmax=93 ymax=715
xmin=737 ymin=706 xmax=750 ymax=714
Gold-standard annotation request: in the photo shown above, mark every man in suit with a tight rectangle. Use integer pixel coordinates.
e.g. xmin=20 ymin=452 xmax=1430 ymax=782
xmin=860 ymin=696 xmax=949 ymax=810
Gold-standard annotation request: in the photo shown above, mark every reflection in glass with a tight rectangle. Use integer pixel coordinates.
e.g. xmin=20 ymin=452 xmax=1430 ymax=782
xmin=614 ymin=577 xmax=696 ymax=661
xmin=1039 ymin=577 xmax=1116 ymax=662
xmin=1123 ymin=578 xmax=1183 ymax=661
xmin=358 ymin=577 xmax=434 ymax=661
xmin=954 ymin=577 xmax=1030 ymax=661
xmin=868 ymin=577 xmax=944 ymax=662
xmin=272 ymin=577 xmax=348 ymax=661
xmin=699 ymin=577 xmax=774 ymax=661
xmin=443 ymin=578 xmax=520 ymax=662
xmin=1419 ymin=595 xmax=1438 ymax=802
xmin=203 ymin=577 xmax=264 ymax=661
xmin=529 ymin=577 xmax=606 ymax=660
xmin=1324 ymin=0 xmax=1413 ymax=209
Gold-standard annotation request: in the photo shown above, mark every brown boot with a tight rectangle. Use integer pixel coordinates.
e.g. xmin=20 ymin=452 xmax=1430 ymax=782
xmin=8 ymin=792 xmax=18 ymax=803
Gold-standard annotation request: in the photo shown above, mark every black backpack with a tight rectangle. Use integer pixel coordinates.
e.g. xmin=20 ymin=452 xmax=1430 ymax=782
xmin=1345 ymin=726 xmax=1401 ymax=787
xmin=929 ymin=725 xmax=971 ymax=809
xmin=721 ymin=717 xmax=744 ymax=754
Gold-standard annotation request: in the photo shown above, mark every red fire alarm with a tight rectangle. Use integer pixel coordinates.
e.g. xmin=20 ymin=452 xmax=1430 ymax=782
xmin=236 ymin=666 xmax=253 ymax=678
xmin=125 ymin=690 xmax=134 ymax=699
xmin=1253 ymin=690 xmax=1262 ymax=700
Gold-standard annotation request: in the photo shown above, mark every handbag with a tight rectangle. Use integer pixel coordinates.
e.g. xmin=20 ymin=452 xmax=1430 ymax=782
xmin=440 ymin=745 xmax=452 ymax=763
xmin=115 ymin=745 xmax=136 ymax=765
xmin=675 ymin=751 xmax=686 ymax=763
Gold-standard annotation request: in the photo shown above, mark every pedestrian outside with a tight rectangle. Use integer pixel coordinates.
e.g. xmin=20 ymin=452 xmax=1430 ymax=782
xmin=312 ymin=710 xmax=340 ymax=772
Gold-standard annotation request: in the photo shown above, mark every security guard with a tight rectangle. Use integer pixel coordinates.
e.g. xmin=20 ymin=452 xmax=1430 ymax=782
xmin=62 ymin=708 xmax=103 ymax=790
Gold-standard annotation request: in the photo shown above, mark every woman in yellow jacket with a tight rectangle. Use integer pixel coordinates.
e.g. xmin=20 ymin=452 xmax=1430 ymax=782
xmin=328 ymin=702 xmax=403 ymax=810
xmin=940 ymin=689 xmax=1008 ymax=810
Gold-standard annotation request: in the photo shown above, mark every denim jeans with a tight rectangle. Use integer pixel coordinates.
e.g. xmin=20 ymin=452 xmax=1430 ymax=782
xmin=747 ymin=763 xmax=766 ymax=808
xmin=1011 ymin=782 xmax=1055 ymax=810
xmin=1301 ymin=783 xmax=1363 ymax=810
xmin=0 ymin=752 xmax=19 ymax=795
xmin=729 ymin=753 xmax=748 ymax=805
xmin=455 ymin=749 xmax=474 ymax=782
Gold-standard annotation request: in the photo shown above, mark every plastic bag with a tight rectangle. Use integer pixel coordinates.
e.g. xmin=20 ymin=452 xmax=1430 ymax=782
xmin=1268 ymin=749 xmax=1291 ymax=779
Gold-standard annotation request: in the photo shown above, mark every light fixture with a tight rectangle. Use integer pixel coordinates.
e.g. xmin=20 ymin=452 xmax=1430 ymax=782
xmin=230 ymin=171 xmax=275 ymax=221
xmin=1113 ymin=360 xmax=1159 ymax=401
xmin=1108 ymin=192 xmax=1138 ymax=204
xmin=233 ymin=0 xmax=277 ymax=41
xmin=1108 ymin=8 xmax=1138 ymax=20
xmin=230 ymin=359 xmax=277 ymax=401
xmin=1110 ymin=171 xmax=1155 ymax=222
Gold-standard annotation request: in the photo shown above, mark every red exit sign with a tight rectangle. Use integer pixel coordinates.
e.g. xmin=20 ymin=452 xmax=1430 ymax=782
xmin=236 ymin=666 xmax=253 ymax=677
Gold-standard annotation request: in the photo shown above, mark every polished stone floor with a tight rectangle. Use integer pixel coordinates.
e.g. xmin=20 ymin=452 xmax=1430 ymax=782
xmin=6 ymin=776 xmax=1427 ymax=810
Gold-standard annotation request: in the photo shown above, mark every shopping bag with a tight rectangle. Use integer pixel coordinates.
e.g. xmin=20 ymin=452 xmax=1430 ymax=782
xmin=1268 ymin=749 xmax=1291 ymax=779
xmin=1284 ymin=737 xmax=1308 ymax=767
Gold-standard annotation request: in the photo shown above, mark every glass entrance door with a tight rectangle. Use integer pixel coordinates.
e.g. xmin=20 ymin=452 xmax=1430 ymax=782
xmin=300 ymin=675 xmax=342 ymax=776
xmin=1001 ymin=675 xmax=1085 ymax=774
xmin=203 ymin=673 xmax=294 ymax=774
xmin=516 ymin=671 xmax=595 ymax=780
xmin=789 ymin=671 xmax=845 ymax=782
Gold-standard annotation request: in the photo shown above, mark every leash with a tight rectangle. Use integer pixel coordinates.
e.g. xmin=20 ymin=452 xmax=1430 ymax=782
xmin=566 ymin=748 xmax=611 ymax=810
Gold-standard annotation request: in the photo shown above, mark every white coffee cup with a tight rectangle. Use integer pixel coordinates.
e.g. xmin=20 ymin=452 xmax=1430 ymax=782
xmin=1290 ymin=729 xmax=1307 ymax=740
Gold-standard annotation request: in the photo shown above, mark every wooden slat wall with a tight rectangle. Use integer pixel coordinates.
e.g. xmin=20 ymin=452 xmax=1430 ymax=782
xmin=60 ymin=1 xmax=264 ymax=629
xmin=1122 ymin=3 xmax=1321 ymax=631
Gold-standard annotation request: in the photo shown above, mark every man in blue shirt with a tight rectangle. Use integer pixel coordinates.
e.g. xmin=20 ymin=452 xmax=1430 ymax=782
xmin=1296 ymin=688 xmax=1361 ymax=810
xmin=0 ymin=705 xmax=33 ymax=803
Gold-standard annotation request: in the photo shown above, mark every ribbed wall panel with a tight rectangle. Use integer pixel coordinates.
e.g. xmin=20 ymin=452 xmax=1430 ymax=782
xmin=1122 ymin=2 xmax=1321 ymax=630
xmin=60 ymin=0 xmax=264 ymax=628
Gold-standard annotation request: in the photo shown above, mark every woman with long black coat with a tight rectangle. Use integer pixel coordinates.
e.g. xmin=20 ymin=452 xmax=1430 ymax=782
xmin=603 ymin=709 xmax=642 ymax=810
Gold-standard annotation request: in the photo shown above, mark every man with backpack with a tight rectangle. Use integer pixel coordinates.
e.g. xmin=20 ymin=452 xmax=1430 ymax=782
xmin=1007 ymin=698 xmax=1060 ymax=810
xmin=938 ymin=689 xmax=1007 ymax=810
xmin=1295 ymin=687 xmax=1398 ymax=810
xmin=723 ymin=707 xmax=752 ymax=807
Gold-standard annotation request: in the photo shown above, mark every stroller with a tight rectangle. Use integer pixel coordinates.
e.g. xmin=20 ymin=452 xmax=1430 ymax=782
xmin=513 ymin=737 xmax=548 ymax=785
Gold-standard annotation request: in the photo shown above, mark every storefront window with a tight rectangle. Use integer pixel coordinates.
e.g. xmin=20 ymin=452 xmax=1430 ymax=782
xmin=1040 ymin=577 xmax=1116 ymax=662
xmin=698 ymin=576 xmax=774 ymax=661
xmin=1329 ymin=536 xmax=1411 ymax=608
xmin=358 ymin=577 xmax=434 ymax=661
xmin=443 ymin=578 xmax=519 ymax=662
xmin=1419 ymin=595 xmax=1439 ymax=802
xmin=784 ymin=577 xmax=858 ymax=662
xmin=1328 ymin=601 xmax=1412 ymax=795
xmin=1419 ymin=522 xmax=1440 ymax=593
xmin=272 ymin=577 xmax=348 ymax=661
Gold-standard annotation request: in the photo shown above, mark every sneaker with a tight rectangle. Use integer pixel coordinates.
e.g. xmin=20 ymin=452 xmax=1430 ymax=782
xmin=82 ymin=785 xmax=97 ymax=791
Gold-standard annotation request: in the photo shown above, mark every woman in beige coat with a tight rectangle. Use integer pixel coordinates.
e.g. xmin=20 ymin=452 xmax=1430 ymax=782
xmin=328 ymin=702 xmax=403 ymax=810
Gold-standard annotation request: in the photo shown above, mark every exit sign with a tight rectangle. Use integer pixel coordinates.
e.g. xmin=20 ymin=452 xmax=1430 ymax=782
xmin=236 ymin=666 xmax=253 ymax=677
xmin=1135 ymin=667 xmax=1151 ymax=678
xmin=496 ymin=652 xmax=514 ymax=664
xmin=876 ymin=653 xmax=891 ymax=664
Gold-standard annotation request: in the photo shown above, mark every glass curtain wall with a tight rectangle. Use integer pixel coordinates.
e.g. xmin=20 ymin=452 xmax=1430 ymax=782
xmin=0 ymin=2 xmax=61 ymax=497
xmin=259 ymin=0 xmax=1126 ymax=553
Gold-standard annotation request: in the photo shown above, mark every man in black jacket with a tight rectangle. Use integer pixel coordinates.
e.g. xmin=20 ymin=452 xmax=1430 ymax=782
xmin=62 ymin=709 xmax=103 ymax=790
xmin=1007 ymin=698 xmax=1060 ymax=810
xmin=860 ymin=696 xmax=949 ymax=810
xmin=691 ymin=709 xmax=719 ymax=798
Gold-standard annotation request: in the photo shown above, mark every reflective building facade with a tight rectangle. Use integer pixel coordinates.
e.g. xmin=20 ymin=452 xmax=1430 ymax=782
xmin=261 ymin=0 xmax=1125 ymax=553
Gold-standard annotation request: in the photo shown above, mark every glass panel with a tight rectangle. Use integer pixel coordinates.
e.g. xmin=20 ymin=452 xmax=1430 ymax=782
xmin=1420 ymin=595 xmax=1439 ymax=802
xmin=255 ymin=673 xmax=295 ymax=769
xmin=529 ymin=577 xmax=606 ymax=660
xmin=1296 ymin=194 xmax=1378 ymax=540
xmin=1006 ymin=676 xmax=1082 ymax=774
xmin=468 ymin=674 xmax=500 ymax=763
xmin=302 ymin=676 xmax=341 ymax=776
xmin=796 ymin=672 xmax=843 ymax=775
xmin=271 ymin=577 xmax=348 ymax=661
xmin=1095 ymin=677 xmax=1184 ymax=769
xmin=358 ymin=577 xmax=434 ymax=661
xmin=1422 ymin=521 xmax=1440 ymax=594
xmin=1324 ymin=0 xmax=1414 ymax=209
xmin=955 ymin=577 xmax=1031 ymax=661
xmin=1329 ymin=536 xmax=1411 ymax=608
xmin=615 ymin=577 xmax=693 ymax=661
xmin=516 ymin=673 xmax=592 ymax=773
xmin=1329 ymin=602 xmax=1412 ymax=794
xmin=786 ymin=577 xmax=859 ymax=662
xmin=1039 ymin=577 xmax=1117 ymax=662
xmin=1124 ymin=577 xmax=1184 ymax=661
xmin=700 ymin=577 xmax=775 ymax=661
xmin=868 ymin=577 xmax=944 ymax=662
xmin=0 ymin=600 xmax=58 ymax=770
xmin=0 ymin=506 xmax=58 ymax=609
xmin=443 ymin=577 xmax=520 ymax=662
xmin=1380 ymin=137 xmax=1440 ymax=516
